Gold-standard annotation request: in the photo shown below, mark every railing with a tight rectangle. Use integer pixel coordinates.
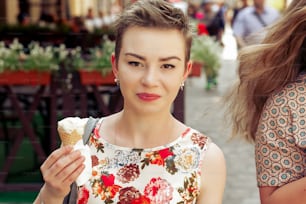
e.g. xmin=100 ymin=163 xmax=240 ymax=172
xmin=0 ymin=69 xmax=185 ymax=191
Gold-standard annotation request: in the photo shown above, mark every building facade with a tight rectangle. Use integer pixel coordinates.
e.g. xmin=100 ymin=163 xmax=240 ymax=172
xmin=0 ymin=0 xmax=127 ymax=25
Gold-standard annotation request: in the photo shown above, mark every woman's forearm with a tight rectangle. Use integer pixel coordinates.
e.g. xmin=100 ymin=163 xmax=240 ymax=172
xmin=33 ymin=184 xmax=66 ymax=204
xmin=260 ymin=177 xmax=306 ymax=204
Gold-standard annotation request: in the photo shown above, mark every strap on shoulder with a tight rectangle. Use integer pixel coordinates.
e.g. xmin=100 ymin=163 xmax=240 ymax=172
xmin=63 ymin=117 xmax=98 ymax=204
xmin=253 ymin=12 xmax=267 ymax=27
xmin=82 ymin=116 xmax=98 ymax=145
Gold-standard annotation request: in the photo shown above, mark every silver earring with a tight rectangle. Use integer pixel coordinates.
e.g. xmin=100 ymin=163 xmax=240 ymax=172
xmin=180 ymin=82 xmax=184 ymax=91
xmin=114 ymin=78 xmax=120 ymax=86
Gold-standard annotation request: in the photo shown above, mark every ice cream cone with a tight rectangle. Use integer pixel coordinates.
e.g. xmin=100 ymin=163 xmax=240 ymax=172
xmin=57 ymin=117 xmax=88 ymax=146
xmin=58 ymin=128 xmax=82 ymax=146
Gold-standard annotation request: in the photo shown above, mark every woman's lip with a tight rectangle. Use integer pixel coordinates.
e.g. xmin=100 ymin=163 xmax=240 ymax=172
xmin=137 ymin=93 xmax=161 ymax=101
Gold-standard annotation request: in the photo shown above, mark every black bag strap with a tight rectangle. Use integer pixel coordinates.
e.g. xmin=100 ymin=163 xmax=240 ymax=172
xmin=63 ymin=117 xmax=98 ymax=204
xmin=253 ymin=12 xmax=267 ymax=27
xmin=62 ymin=183 xmax=78 ymax=204
xmin=82 ymin=116 xmax=98 ymax=145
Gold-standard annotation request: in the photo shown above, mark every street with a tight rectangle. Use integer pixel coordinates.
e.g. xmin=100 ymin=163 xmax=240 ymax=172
xmin=185 ymin=26 xmax=261 ymax=204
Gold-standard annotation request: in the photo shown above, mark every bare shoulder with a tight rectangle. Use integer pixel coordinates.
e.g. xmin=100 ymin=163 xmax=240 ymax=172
xmin=203 ymin=142 xmax=226 ymax=171
xmin=197 ymin=142 xmax=226 ymax=204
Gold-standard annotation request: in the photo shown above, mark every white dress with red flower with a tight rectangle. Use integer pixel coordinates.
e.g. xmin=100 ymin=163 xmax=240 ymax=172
xmin=77 ymin=118 xmax=211 ymax=204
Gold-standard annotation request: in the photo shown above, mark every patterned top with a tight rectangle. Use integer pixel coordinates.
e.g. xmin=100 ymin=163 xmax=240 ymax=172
xmin=77 ymin=118 xmax=211 ymax=204
xmin=255 ymin=72 xmax=306 ymax=187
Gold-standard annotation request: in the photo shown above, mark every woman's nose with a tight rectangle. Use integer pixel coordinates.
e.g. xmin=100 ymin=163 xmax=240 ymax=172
xmin=141 ymin=67 xmax=159 ymax=86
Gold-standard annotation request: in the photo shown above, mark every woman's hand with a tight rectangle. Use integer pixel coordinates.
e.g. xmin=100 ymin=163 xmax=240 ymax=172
xmin=35 ymin=145 xmax=85 ymax=203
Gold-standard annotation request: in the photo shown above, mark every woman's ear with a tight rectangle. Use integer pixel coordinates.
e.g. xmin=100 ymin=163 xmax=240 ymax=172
xmin=111 ymin=53 xmax=118 ymax=77
xmin=183 ymin=60 xmax=192 ymax=80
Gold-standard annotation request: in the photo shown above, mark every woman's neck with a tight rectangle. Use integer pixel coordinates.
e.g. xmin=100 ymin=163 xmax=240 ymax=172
xmin=108 ymin=111 xmax=184 ymax=148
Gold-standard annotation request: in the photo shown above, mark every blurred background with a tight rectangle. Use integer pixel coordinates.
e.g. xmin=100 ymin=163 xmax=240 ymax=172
xmin=0 ymin=0 xmax=290 ymax=25
xmin=0 ymin=0 xmax=293 ymax=203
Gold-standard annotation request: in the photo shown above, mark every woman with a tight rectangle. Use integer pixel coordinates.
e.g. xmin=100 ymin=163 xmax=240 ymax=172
xmin=34 ymin=0 xmax=226 ymax=203
xmin=225 ymin=1 xmax=306 ymax=203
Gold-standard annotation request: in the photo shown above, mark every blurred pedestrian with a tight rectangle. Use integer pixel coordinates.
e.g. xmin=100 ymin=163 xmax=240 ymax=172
xmin=187 ymin=2 xmax=198 ymax=20
xmin=232 ymin=0 xmax=280 ymax=48
xmin=231 ymin=0 xmax=249 ymax=26
xmin=225 ymin=0 xmax=306 ymax=203
xmin=17 ymin=12 xmax=30 ymax=26
xmin=85 ymin=8 xmax=94 ymax=20
xmin=84 ymin=7 xmax=95 ymax=32
xmin=201 ymin=0 xmax=225 ymax=45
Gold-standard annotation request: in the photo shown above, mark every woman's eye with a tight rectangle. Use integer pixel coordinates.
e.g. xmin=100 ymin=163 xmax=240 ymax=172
xmin=128 ymin=61 xmax=141 ymax=67
xmin=162 ymin=64 xmax=175 ymax=69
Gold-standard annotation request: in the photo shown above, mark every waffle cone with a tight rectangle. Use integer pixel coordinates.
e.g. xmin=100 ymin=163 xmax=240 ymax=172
xmin=58 ymin=127 xmax=82 ymax=146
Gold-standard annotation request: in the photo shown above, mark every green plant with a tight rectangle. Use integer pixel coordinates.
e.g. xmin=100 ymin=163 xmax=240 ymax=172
xmin=70 ymin=46 xmax=86 ymax=71
xmin=71 ymin=37 xmax=115 ymax=76
xmin=87 ymin=37 xmax=115 ymax=75
xmin=190 ymin=35 xmax=222 ymax=79
xmin=23 ymin=41 xmax=65 ymax=71
xmin=0 ymin=39 xmax=23 ymax=72
xmin=0 ymin=38 xmax=67 ymax=72
xmin=0 ymin=37 xmax=115 ymax=75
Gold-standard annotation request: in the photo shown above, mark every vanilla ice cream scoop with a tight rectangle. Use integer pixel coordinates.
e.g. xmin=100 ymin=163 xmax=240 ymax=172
xmin=57 ymin=117 xmax=88 ymax=146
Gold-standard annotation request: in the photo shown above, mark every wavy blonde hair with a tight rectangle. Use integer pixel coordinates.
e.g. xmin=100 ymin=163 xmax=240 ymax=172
xmin=225 ymin=0 xmax=306 ymax=142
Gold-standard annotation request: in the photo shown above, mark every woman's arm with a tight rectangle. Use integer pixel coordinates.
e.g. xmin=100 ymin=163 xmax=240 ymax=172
xmin=259 ymin=177 xmax=306 ymax=204
xmin=197 ymin=142 xmax=226 ymax=204
xmin=33 ymin=145 xmax=85 ymax=204
xmin=255 ymin=90 xmax=306 ymax=204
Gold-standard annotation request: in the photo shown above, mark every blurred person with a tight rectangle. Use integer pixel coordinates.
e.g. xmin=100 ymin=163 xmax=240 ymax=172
xmin=102 ymin=3 xmax=120 ymax=27
xmin=93 ymin=10 xmax=105 ymax=29
xmin=33 ymin=0 xmax=226 ymax=203
xmin=232 ymin=0 xmax=280 ymax=48
xmin=110 ymin=0 xmax=122 ymax=16
xmin=231 ymin=0 xmax=249 ymax=26
xmin=85 ymin=8 xmax=94 ymax=20
xmin=225 ymin=0 xmax=306 ymax=203
xmin=187 ymin=2 xmax=198 ymax=19
xmin=38 ymin=10 xmax=57 ymax=29
xmin=214 ymin=0 xmax=227 ymax=45
xmin=17 ymin=12 xmax=30 ymax=26
xmin=84 ymin=8 xmax=95 ymax=32
xmin=101 ymin=11 xmax=114 ymax=26
xmin=186 ymin=2 xmax=209 ymax=35
xmin=201 ymin=0 xmax=225 ymax=46
xmin=69 ymin=16 xmax=88 ymax=33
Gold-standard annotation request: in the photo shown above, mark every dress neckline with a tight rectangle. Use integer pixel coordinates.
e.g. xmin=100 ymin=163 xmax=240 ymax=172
xmin=94 ymin=117 xmax=192 ymax=152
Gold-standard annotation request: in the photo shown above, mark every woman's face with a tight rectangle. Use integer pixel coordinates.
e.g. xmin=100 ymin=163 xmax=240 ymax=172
xmin=112 ymin=26 xmax=191 ymax=116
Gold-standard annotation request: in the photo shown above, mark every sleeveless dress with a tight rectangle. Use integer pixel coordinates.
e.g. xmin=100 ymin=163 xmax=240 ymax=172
xmin=77 ymin=118 xmax=211 ymax=204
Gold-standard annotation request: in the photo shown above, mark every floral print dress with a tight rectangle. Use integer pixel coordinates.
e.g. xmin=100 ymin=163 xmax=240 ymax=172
xmin=77 ymin=118 xmax=211 ymax=204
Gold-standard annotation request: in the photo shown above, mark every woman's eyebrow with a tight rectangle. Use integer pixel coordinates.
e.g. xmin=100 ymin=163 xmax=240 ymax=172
xmin=160 ymin=56 xmax=182 ymax=61
xmin=124 ymin=53 xmax=181 ymax=62
xmin=125 ymin=53 xmax=145 ymax=60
